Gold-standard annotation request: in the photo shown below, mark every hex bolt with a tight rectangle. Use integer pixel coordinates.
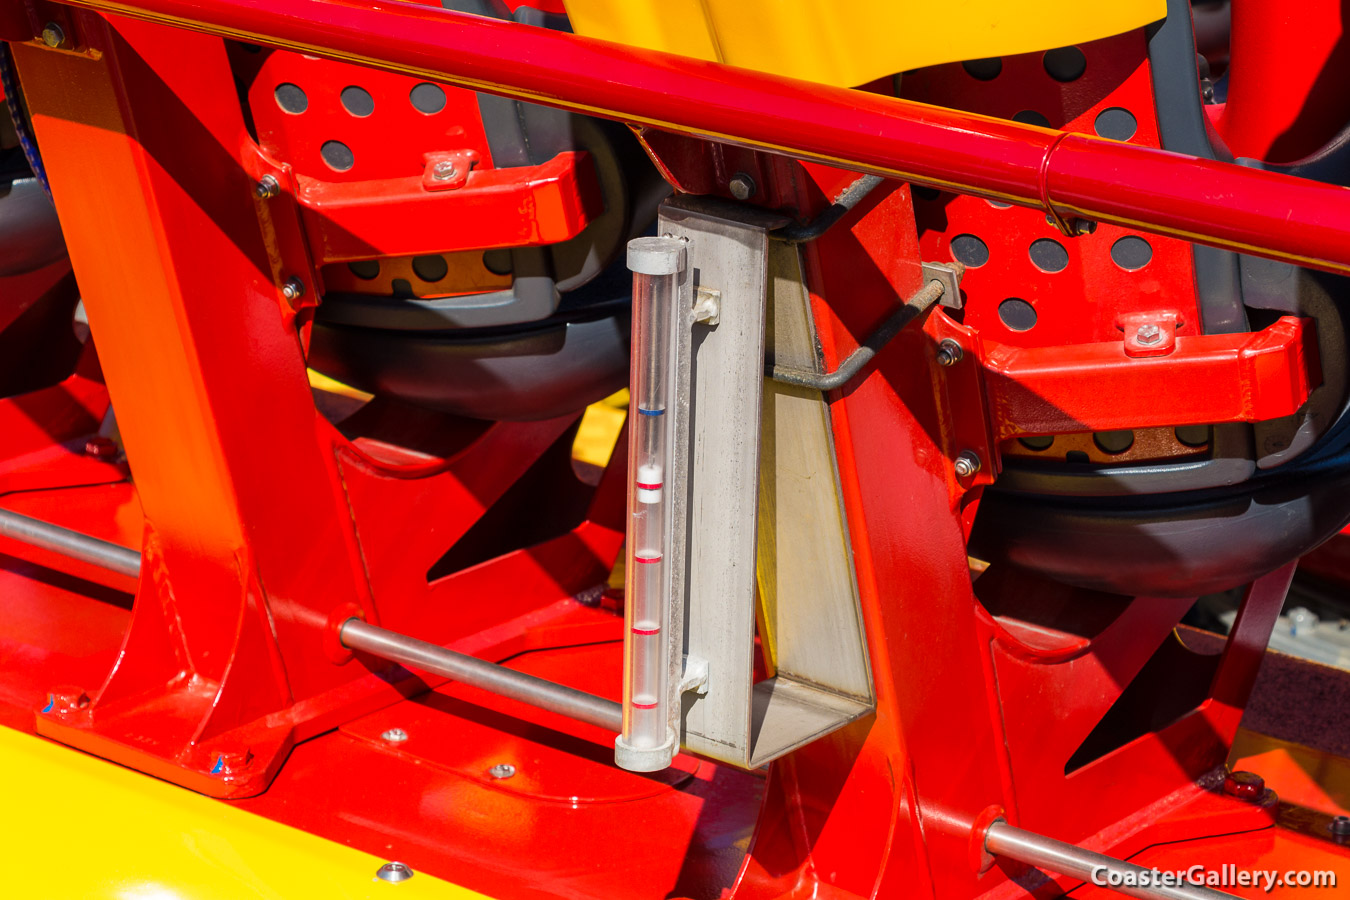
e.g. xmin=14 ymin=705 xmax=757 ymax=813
xmin=431 ymin=160 xmax=458 ymax=182
xmin=1331 ymin=815 xmax=1350 ymax=837
xmin=953 ymin=451 xmax=981 ymax=478
xmin=936 ymin=338 xmax=964 ymax=367
xmin=376 ymin=862 xmax=414 ymax=883
xmin=280 ymin=277 xmax=305 ymax=301
xmin=254 ymin=175 xmax=280 ymax=200
xmin=1222 ymin=770 xmax=1265 ymax=800
xmin=1135 ymin=323 xmax=1163 ymax=345
xmin=380 ymin=728 xmax=409 ymax=743
xmin=729 ymin=172 xmax=757 ymax=201
xmin=41 ymin=23 xmax=66 ymax=48
xmin=488 ymin=763 xmax=516 ymax=779
xmin=1043 ymin=214 xmax=1096 ymax=236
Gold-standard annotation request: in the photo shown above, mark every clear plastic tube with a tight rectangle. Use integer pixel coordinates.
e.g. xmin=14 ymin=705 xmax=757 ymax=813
xmin=615 ymin=236 xmax=684 ymax=772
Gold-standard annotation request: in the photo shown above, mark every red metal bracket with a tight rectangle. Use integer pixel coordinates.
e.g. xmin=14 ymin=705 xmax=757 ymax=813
xmin=982 ymin=315 xmax=1321 ymax=438
xmin=295 ymin=150 xmax=603 ymax=265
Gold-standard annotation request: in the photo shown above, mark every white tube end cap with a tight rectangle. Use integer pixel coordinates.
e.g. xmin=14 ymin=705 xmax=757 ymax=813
xmin=614 ymin=729 xmax=677 ymax=772
xmin=627 ymin=236 xmax=685 ymax=276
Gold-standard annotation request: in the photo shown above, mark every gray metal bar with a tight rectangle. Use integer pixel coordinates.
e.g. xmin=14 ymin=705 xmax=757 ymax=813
xmin=771 ymin=174 xmax=886 ymax=245
xmin=339 ymin=618 xmax=623 ymax=732
xmin=0 ymin=508 xmax=141 ymax=577
xmin=768 ymin=278 xmax=945 ymax=391
xmin=985 ymin=820 xmax=1240 ymax=900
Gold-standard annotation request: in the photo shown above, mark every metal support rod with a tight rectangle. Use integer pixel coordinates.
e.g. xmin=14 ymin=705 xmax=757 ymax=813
xmin=0 ymin=508 xmax=141 ymax=577
xmin=38 ymin=0 xmax=1350 ymax=276
xmin=769 ymin=277 xmax=946 ymax=390
xmin=984 ymin=820 xmax=1241 ymax=900
xmin=771 ymin=174 xmax=886 ymax=244
xmin=339 ymin=618 xmax=623 ymax=732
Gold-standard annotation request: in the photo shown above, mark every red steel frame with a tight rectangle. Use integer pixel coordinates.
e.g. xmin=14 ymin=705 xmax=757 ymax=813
xmin=0 ymin=4 xmax=1348 ymax=900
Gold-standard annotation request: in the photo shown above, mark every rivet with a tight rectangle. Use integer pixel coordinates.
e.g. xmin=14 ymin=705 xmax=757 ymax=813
xmin=380 ymin=728 xmax=408 ymax=743
xmin=488 ymin=763 xmax=516 ymax=779
xmin=1330 ymin=815 xmax=1350 ymax=837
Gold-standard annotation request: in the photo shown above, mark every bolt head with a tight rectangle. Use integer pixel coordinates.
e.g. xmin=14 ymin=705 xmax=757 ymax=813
xmin=936 ymin=339 xmax=964 ymax=367
xmin=953 ymin=451 xmax=981 ymax=478
xmin=280 ymin=277 xmax=305 ymax=301
xmin=1135 ymin=323 xmax=1163 ymax=345
xmin=254 ymin=175 xmax=280 ymax=199
xmin=380 ymin=728 xmax=408 ymax=743
xmin=1331 ymin=815 xmax=1350 ymax=836
xmin=729 ymin=173 xmax=757 ymax=201
xmin=431 ymin=160 xmax=458 ymax=181
xmin=1222 ymin=770 xmax=1265 ymax=800
xmin=488 ymin=763 xmax=516 ymax=779
xmin=41 ymin=23 xmax=65 ymax=48
xmin=376 ymin=862 xmax=414 ymax=883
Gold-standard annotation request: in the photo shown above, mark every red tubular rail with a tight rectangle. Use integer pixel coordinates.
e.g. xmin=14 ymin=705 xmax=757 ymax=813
xmin=29 ymin=0 xmax=1350 ymax=275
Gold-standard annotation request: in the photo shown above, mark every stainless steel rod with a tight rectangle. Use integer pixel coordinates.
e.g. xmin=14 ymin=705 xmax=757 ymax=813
xmin=0 ymin=508 xmax=141 ymax=577
xmin=985 ymin=821 xmax=1240 ymax=900
xmin=339 ymin=618 xmax=623 ymax=732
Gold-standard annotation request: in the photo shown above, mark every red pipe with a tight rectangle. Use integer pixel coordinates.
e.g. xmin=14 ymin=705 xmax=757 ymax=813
xmin=32 ymin=0 xmax=1350 ymax=275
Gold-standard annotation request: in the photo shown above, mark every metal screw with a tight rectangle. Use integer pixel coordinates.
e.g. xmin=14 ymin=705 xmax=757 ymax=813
xmin=953 ymin=451 xmax=981 ymax=478
xmin=729 ymin=173 xmax=757 ymax=201
xmin=1331 ymin=815 xmax=1350 ymax=837
xmin=936 ymin=339 xmax=964 ymax=367
xmin=280 ymin=277 xmax=305 ymax=301
xmin=431 ymin=160 xmax=458 ymax=182
xmin=488 ymin=763 xmax=516 ymax=779
xmin=254 ymin=175 xmax=280 ymax=199
xmin=380 ymin=728 xmax=408 ymax=743
xmin=1135 ymin=323 xmax=1162 ymax=345
xmin=376 ymin=862 xmax=414 ymax=883
xmin=41 ymin=23 xmax=65 ymax=48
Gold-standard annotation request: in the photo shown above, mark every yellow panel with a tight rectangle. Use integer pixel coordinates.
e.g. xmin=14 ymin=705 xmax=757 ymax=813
xmin=572 ymin=389 xmax=629 ymax=468
xmin=563 ymin=0 xmax=1165 ymax=88
xmin=0 ymin=726 xmax=490 ymax=900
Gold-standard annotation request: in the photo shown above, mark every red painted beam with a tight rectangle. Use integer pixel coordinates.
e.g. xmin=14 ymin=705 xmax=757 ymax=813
xmin=297 ymin=151 xmax=601 ymax=264
xmin=23 ymin=0 xmax=1350 ymax=276
xmin=983 ymin=316 xmax=1320 ymax=438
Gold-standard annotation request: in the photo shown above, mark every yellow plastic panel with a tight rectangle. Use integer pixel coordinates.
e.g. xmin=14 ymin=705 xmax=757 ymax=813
xmin=562 ymin=0 xmax=1165 ymax=88
xmin=0 ymin=727 xmax=490 ymax=899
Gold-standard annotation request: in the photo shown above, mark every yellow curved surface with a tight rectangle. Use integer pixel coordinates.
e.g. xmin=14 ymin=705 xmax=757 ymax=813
xmin=562 ymin=0 xmax=1165 ymax=88
xmin=0 ymin=726 xmax=489 ymax=899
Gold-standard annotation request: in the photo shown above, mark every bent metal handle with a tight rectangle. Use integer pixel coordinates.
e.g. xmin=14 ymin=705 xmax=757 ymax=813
xmin=27 ymin=0 xmax=1350 ymax=276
